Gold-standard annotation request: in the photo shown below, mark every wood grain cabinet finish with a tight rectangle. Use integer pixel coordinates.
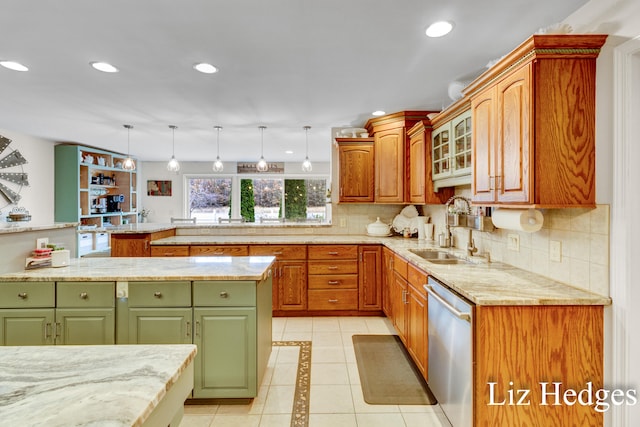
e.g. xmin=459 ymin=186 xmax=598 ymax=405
xmin=358 ymin=245 xmax=382 ymax=311
xmin=111 ymin=229 xmax=176 ymax=257
xmin=406 ymin=264 xmax=428 ymax=378
xmin=190 ymin=245 xmax=249 ymax=257
xmin=150 ymin=245 xmax=190 ymax=257
xmin=381 ymin=247 xmax=394 ymax=317
xmin=308 ymin=245 xmax=358 ymax=311
xmin=466 ymin=34 xmax=607 ymax=207
xmin=374 ymin=127 xmax=405 ymax=203
xmin=249 ymin=245 xmax=307 ymax=312
xmin=390 ymin=254 xmax=409 ymax=345
xmin=336 ymin=138 xmax=375 ymax=203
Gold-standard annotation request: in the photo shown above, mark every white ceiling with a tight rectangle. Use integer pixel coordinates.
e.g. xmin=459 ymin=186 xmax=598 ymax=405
xmin=0 ymin=0 xmax=587 ymax=163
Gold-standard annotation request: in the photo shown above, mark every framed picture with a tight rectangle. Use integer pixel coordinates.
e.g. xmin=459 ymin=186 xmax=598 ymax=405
xmin=147 ymin=180 xmax=172 ymax=196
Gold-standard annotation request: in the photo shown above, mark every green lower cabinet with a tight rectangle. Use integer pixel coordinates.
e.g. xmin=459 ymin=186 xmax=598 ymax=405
xmin=193 ymin=307 xmax=257 ymax=398
xmin=0 ymin=309 xmax=55 ymax=345
xmin=56 ymin=308 xmax=115 ymax=345
xmin=128 ymin=308 xmax=193 ymax=344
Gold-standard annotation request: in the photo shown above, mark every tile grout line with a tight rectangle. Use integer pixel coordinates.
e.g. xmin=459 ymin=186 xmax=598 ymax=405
xmin=273 ymin=340 xmax=312 ymax=427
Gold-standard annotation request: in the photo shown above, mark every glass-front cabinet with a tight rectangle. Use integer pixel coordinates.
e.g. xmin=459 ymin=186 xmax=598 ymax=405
xmin=430 ymin=107 xmax=472 ymax=190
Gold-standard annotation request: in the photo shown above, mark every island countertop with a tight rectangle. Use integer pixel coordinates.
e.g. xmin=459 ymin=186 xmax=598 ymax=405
xmin=0 ymin=256 xmax=275 ymax=282
xmin=0 ymin=344 xmax=196 ymax=427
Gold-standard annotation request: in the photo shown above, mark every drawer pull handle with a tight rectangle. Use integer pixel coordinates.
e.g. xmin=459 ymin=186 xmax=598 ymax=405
xmin=45 ymin=322 xmax=52 ymax=339
xmin=214 ymin=251 xmax=224 ymax=255
xmin=328 ymin=281 xmax=340 ymax=285
xmin=186 ymin=321 xmax=191 ymax=337
xmin=18 ymin=292 xmax=28 ymax=299
xmin=328 ymin=299 xmax=339 ymax=303
xmin=273 ymin=251 xmax=283 ymax=255
xmin=328 ymin=266 xmax=338 ymax=270
xmin=328 ymin=251 xmax=339 ymax=255
xmin=79 ymin=292 xmax=88 ymax=299
xmin=153 ymin=292 xmax=162 ymax=298
xmin=219 ymin=291 xmax=229 ymax=298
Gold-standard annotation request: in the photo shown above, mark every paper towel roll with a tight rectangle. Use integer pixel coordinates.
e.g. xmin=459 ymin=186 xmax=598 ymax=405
xmin=491 ymin=209 xmax=544 ymax=232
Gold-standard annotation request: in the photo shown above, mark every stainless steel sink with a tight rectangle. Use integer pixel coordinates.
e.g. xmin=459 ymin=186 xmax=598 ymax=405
xmin=408 ymin=249 xmax=471 ymax=265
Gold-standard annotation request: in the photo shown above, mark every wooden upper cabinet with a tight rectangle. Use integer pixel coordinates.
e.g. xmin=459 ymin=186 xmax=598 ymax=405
xmin=407 ymin=121 xmax=453 ymax=204
xmin=466 ymin=34 xmax=607 ymax=207
xmin=336 ymin=138 xmax=374 ymax=203
xmin=374 ymin=128 xmax=405 ymax=203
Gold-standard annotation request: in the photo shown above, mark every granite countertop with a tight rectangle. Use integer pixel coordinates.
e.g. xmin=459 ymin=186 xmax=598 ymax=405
xmin=0 ymin=222 xmax=78 ymax=235
xmin=0 ymin=256 xmax=275 ymax=282
xmin=0 ymin=344 xmax=196 ymax=426
xmin=151 ymin=235 xmax=611 ymax=307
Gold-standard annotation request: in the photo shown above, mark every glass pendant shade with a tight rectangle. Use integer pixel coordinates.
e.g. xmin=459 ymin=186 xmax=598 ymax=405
xmin=122 ymin=124 xmax=136 ymax=171
xmin=212 ymin=126 xmax=224 ymax=172
xmin=301 ymin=125 xmax=312 ymax=172
xmin=167 ymin=125 xmax=180 ymax=172
xmin=256 ymin=126 xmax=268 ymax=172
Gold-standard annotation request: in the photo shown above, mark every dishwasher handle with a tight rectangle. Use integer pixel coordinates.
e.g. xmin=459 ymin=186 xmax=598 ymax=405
xmin=424 ymin=284 xmax=471 ymax=323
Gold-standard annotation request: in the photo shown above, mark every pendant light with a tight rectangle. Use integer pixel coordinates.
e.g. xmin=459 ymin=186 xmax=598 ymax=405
xmin=167 ymin=125 xmax=180 ymax=172
xmin=212 ymin=125 xmax=224 ymax=172
xmin=256 ymin=125 xmax=268 ymax=172
xmin=122 ymin=124 xmax=136 ymax=171
xmin=301 ymin=125 xmax=312 ymax=172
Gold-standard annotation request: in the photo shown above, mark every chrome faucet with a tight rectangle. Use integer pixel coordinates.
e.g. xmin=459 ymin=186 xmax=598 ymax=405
xmin=467 ymin=228 xmax=478 ymax=257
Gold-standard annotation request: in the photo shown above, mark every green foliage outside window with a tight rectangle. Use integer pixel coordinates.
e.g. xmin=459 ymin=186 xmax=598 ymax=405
xmin=240 ymin=179 xmax=255 ymax=222
xmin=284 ymin=179 xmax=307 ymax=219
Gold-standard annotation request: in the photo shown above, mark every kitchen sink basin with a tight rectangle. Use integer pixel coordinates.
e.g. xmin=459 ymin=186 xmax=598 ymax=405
xmin=408 ymin=249 xmax=471 ymax=265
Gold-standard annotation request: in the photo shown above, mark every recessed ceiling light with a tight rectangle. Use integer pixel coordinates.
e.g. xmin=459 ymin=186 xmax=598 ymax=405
xmin=372 ymin=110 xmax=386 ymax=116
xmin=193 ymin=63 xmax=219 ymax=74
xmin=90 ymin=62 xmax=119 ymax=73
xmin=425 ymin=21 xmax=454 ymax=38
xmin=0 ymin=61 xmax=29 ymax=72
xmin=285 ymin=150 xmax=294 ymax=155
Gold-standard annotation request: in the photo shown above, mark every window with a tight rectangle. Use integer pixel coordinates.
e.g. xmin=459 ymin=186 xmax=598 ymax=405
xmin=186 ymin=175 xmax=329 ymax=224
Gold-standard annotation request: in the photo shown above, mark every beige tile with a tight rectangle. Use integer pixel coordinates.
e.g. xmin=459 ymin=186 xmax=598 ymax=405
xmin=350 ymin=384 xmax=400 ymax=413
xmin=310 ymin=363 xmax=350 ymax=385
xmin=309 ymin=385 xmax=355 ymax=413
xmin=262 ymin=385 xmax=296 ymax=414
xmin=338 ymin=317 xmax=369 ymax=332
xmin=209 ymin=414 xmax=261 ymax=427
xmin=179 ymin=414 xmax=215 ymax=427
xmin=184 ymin=404 xmax=218 ymax=415
xmin=590 ymin=263 xmax=610 ymax=296
xmin=568 ymin=231 xmax=591 ymax=261
xmin=570 ymin=258 xmax=590 ymax=291
xmin=531 ymin=249 xmax=550 ymax=278
xmin=308 ymin=413 xmax=357 ymax=427
xmin=364 ymin=316 xmax=395 ymax=333
xmin=258 ymin=414 xmax=291 ymax=427
xmin=403 ymin=411 xmax=453 ymax=427
xmin=312 ymin=317 xmax=341 ymax=332
xmin=590 ymin=233 xmax=609 ymax=266
xmin=570 ymin=208 xmax=592 ymax=232
xmin=284 ymin=317 xmax=313 ymax=332
xmin=531 ymin=228 xmax=549 ymax=252
xmin=590 ymin=205 xmax=610 ymax=235
xmin=548 ymin=257 xmax=571 ymax=284
xmin=355 ymin=413 xmax=406 ymax=427
xmin=312 ymin=332 xmax=344 ymax=347
xmin=312 ymin=346 xmax=346 ymax=363
xmin=346 ymin=363 xmax=361 ymax=384
xmin=548 ymin=209 xmax=571 ymax=231
xmin=398 ymin=404 xmax=442 ymax=413
xmin=281 ymin=332 xmax=313 ymax=341
xmin=270 ymin=363 xmax=298 ymax=385
xmin=276 ymin=346 xmax=301 ymax=364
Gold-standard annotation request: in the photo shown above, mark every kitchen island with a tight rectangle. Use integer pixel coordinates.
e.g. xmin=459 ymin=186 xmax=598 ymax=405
xmin=0 ymin=344 xmax=196 ymax=427
xmin=0 ymin=256 xmax=274 ymax=400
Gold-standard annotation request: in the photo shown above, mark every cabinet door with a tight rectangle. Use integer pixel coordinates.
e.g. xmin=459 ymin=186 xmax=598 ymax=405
xmin=432 ymin=124 xmax=451 ymax=181
xmin=0 ymin=309 xmax=55 ymax=345
xmin=128 ymin=308 xmax=192 ymax=344
xmin=193 ymin=307 xmax=257 ymax=398
xmin=451 ymin=110 xmax=473 ymax=177
xmin=391 ymin=272 xmax=408 ymax=345
xmin=408 ymin=128 xmax=426 ymax=203
xmin=375 ymin=128 xmax=405 ymax=203
xmin=358 ymin=245 xmax=381 ymax=311
xmin=381 ymin=248 xmax=394 ymax=317
xmin=110 ymin=234 xmax=151 ymax=257
xmin=338 ymin=142 xmax=374 ymax=202
xmin=56 ymin=308 xmax=115 ymax=345
xmin=190 ymin=245 xmax=249 ymax=256
xmin=277 ymin=260 xmax=307 ymax=311
xmin=497 ymin=64 xmax=532 ymax=203
xmin=471 ymin=86 xmax=498 ymax=203
xmin=407 ymin=284 xmax=428 ymax=378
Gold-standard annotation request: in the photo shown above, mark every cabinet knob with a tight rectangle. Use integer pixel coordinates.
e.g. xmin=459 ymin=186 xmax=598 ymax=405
xmin=219 ymin=291 xmax=229 ymax=298
xmin=153 ymin=291 xmax=162 ymax=298
xmin=328 ymin=299 xmax=338 ymax=303
xmin=17 ymin=292 xmax=27 ymax=299
xmin=79 ymin=292 xmax=88 ymax=299
xmin=327 ymin=251 xmax=339 ymax=256
xmin=328 ymin=266 xmax=338 ymax=270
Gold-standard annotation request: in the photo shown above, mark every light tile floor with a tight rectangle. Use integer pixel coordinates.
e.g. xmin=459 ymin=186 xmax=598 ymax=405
xmin=180 ymin=316 xmax=452 ymax=427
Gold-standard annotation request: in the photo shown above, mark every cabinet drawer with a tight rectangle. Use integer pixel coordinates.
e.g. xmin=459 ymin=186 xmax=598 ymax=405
xmin=151 ymin=245 xmax=190 ymax=257
xmin=249 ymin=245 xmax=306 ymax=260
xmin=190 ymin=245 xmax=249 ymax=256
xmin=308 ymin=245 xmax=357 ymax=260
xmin=308 ymin=260 xmax=357 ymax=275
xmin=407 ymin=264 xmax=427 ymax=288
xmin=308 ymin=274 xmax=358 ymax=289
xmin=308 ymin=289 xmax=358 ymax=310
xmin=0 ymin=282 xmax=55 ymax=308
xmin=128 ymin=281 xmax=191 ymax=307
xmin=193 ymin=281 xmax=256 ymax=307
xmin=57 ymin=281 xmax=115 ymax=307
xmin=394 ymin=254 xmax=408 ymax=279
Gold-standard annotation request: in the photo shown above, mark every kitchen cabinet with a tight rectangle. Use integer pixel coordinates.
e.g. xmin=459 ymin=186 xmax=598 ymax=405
xmin=381 ymin=247 xmax=394 ymax=317
xmin=466 ymin=34 xmax=607 ymax=207
xmin=390 ymin=254 xmax=408 ymax=344
xmin=0 ymin=281 xmax=114 ymax=346
xmin=336 ymin=138 xmax=375 ymax=203
xmin=111 ymin=229 xmax=176 ymax=257
xmin=407 ymin=120 xmax=454 ymax=203
xmin=249 ymin=245 xmax=307 ymax=312
xmin=54 ymin=144 xmax=138 ymax=229
xmin=127 ymin=281 xmax=193 ymax=345
xmin=358 ymin=245 xmax=381 ymax=311
xmin=190 ymin=245 xmax=249 ymax=256
xmin=406 ymin=264 xmax=428 ymax=378
xmin=308 ymin=245 xmax=358 ymax=311
xmin=192 ymin=278 xmax=272 ymax=398
xmin=150 ymin=245 xmax=190 ymax=257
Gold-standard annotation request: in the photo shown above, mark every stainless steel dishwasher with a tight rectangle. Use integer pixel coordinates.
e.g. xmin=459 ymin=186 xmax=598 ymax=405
xmin=425 ymin=276 xmax=473 ymax=427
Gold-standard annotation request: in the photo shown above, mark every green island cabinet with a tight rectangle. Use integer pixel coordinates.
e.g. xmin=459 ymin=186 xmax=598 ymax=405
xmin=54 ymin=144 xmax=139 ymax=229
xmin=0 ymin=281 xmax=115 ymax=345
xmin=123 ymin=277 xmax=272 ymax=399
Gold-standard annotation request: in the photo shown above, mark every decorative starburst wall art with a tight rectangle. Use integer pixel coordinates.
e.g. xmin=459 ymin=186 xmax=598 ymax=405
xmin=0 ymin=135 xmax=29 ymax=209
